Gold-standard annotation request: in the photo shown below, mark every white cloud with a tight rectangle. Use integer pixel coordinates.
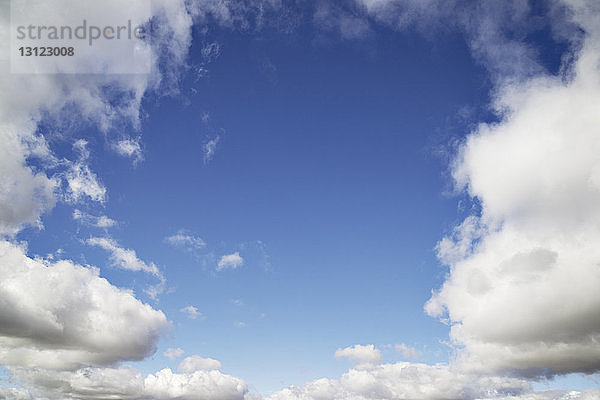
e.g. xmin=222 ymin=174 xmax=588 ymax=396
xmin=203 ymin=135 xmax=220 ymax=164
xmin=10 ymin=364 xmax=250 ymax=400
xmin=112 ymin=137 xmax=144 ymax=164
xmin=144 ymin=368 xmax=248 ymax=400
xmin=73 ymin=209 xmax=117 ymax=228
xmin=8 ymin=361 xmax=600 ymax=400
xmin=178 ymin=355 xmax=222 ymax=373
xmin=163 ymin=348 xmax=185 ymax=360
xmin=0 ymin=240 xmax=169 ymax=371
xmin=231 ymin=298 xmax=244 ymax=306
xmin=479 ymin=390 xmax=600 ymax=400
xmin=217 ymin=252 xmax=244 ymax=271
xmin=268 ymin=361 xmax=530 ymax=400
xmin=180 ymin=305 xmax=203 ymax=320
xmin=0 ymin=385 xmax=32 ymax=400
xmin=86 ymin=236 xmax=165 ymax=299
xmin=86 ymin=236 xmax=160 ymax=276
xmin=165 ymin=230 xmax=207 ymax=252
xmin=426 ymin=0 xmax=600 ymax=378
xmin=234 ymin=321 xmax=247 ymax=329
xmin=0 ymin=0 xmax=269 ymax=398
xmin=0 ymin=124 xmax=56 ymax=236
xmin=0 ymin=0 xmax=197 ymax=238
xmin=335 ymin=344 xmax=383 ymax=366
xmin=63 ymin=140 xmax=107 ymax=204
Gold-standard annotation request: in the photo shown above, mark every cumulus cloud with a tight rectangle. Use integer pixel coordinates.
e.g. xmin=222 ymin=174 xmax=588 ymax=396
xmin=217 ymin=252 xmax=244 ymax=271
xmin=0 ymin=0 xmax=272 ymax=398
xmin=335 ymin=344 xmax=383 ymax=366
xmin=426 ymin=0 xmax=600 ymax=379
xmin=0 ymin=0 xmax=197 ymax=237
xmin=0 ymin=240 xmax=169 ymax=371
xmin=178 ymin=355 xmax=222 ymax=373
xmin=268 ymin=361 xmax=530 ymax=400
xmin=10 ymin=364 xmax=250 ymax=400
xmin=180 ymin=305 xmax=203 ymax=320
xmin=0 ymin=125 xmax=56 ymax=235
xmin=165 ymin=230 xmax=207 ymax=252
xmin=163 ymin=348 xmax=185 ymax=361
xmin=144 ymin=367 xmax=248 ymax=400
xmin=3 ymin=0 xmax=600 ymax=398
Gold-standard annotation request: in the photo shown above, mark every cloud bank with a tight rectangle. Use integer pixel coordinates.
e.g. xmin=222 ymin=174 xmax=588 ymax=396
xmin=426 ymin=0 xmax=600 ymax=379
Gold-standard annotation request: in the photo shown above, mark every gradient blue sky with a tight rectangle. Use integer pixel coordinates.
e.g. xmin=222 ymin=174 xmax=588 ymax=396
xmin=2 ymin=1 xmax=600 ymax=399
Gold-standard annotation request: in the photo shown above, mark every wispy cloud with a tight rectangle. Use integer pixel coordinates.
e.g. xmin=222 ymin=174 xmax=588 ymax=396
xmin=180 ymin=305 xmax=203 ymax=320
xmin=63 ymin=140 xmax=106 ymax=204
xmin=112 ymin=137 xmax=144 ymax=165
xmin=164 ymin=230 xmax=207 ymax=252
xmin=73 ymin=209 xmax=117 ymax=228
xmin=394 ymin=344 xmax=420 ymax=359
xmin=163 ymin=348 xmax=185 ymax=360
xmin=202 ymin=134 xmax=220 ymax=164
xmin=86 ymin=237 xmax=160 ymax=276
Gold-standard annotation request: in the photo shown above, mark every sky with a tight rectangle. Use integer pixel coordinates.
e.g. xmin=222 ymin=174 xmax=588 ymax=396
xmin=1 ymin=0 xmax=600 ymax=399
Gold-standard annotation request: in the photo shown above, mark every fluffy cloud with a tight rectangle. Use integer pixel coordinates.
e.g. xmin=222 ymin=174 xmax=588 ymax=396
xmin=178 ymin=355 xmax=222 ymax=373
xmin=335 ymin=344 xmax=383 ymax=365
xmin=145 ymin=368 xmax=248 ymax=400
xmin=0 ymin=240 xmax=169 ymax=371
xmin=0 ymin=123 xmax=56 ymax=236
xmin=426 ymin=0 xmax=600 ymax=378
xmin=268 ymin=361 xmax=530 ymax=400
xmin=217 ymin=252 xmax=244 ymax=271
xmin=0 ymin=0 xmax=196 ymax=237
xmin=0 ymin=0 xmax=273 ymax=398
xmin=10 ymin=364 xmax=250 ymax=400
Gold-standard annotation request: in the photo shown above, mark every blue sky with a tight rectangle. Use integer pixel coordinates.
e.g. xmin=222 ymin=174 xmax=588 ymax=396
xmin=2 ymin=1 xmax=600 ymax=399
